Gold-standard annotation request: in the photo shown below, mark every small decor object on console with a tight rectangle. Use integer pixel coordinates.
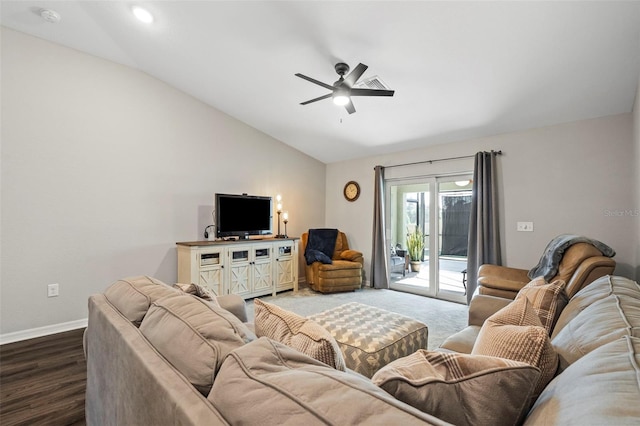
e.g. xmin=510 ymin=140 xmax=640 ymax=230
xmin=283 ymin=211 xmax=289 ymax=238
xmin=275 ymin=194 xmax=285 ymax=238
xmin=343 ymin=181 xmax=360 ymax=202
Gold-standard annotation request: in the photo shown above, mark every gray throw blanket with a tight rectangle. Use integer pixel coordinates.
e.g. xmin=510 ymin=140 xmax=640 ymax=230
xmin=528 ymin=234 xmax=616 ymax=280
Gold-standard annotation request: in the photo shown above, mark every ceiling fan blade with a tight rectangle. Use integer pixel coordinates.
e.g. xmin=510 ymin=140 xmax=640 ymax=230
xmin=295 ymin=73 xmax=335 ymax=91
xmin=300 ymin=93 xmax=333 ymax=105
xmin=350 ymin=88 xmax=395 ymax=97
xmin=345 ymin=99 xmax=356 ymax=114
xmin=343 ymin=63 xmax=368 ymax=88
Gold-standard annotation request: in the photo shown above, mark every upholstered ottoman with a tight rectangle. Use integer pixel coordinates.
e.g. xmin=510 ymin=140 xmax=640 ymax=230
xmin=308 ymin=302 xmax=428 ymax=378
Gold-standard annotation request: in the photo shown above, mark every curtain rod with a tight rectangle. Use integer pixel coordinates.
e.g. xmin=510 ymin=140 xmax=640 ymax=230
xmin=380 ymin=150 xmax=502 ymax=170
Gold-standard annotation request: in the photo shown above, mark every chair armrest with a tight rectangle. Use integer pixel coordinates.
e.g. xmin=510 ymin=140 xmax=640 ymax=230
xmin=216 ymin=294 xmax=248 ymax=323
xmin=478 ymin=264 xmax=530 ymax=282
xmin=340 ymin=250 xmax=363 ymax=262
xmin=468 ymin=294 xmax=512 ymax=326
xmin=477 ymin=276 xmax=528 ymax=293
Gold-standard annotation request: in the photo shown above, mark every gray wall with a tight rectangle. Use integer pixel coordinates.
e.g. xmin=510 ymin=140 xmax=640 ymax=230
xmin=326 ymin=114 xmax=637 ymax=284
xmin=2 ymin=27 xmax=638 ymax=339
xmin=1 ymin=28 xmax=326 ymax=337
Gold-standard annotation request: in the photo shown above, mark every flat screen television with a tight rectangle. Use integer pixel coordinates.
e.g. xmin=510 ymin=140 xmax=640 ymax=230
xmin=215 ymin=193 xmax=272 ymax=239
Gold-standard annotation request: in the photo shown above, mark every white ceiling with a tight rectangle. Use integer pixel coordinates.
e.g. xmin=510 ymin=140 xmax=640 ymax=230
xmin=2 ymin=1 xmax=639 ymax=163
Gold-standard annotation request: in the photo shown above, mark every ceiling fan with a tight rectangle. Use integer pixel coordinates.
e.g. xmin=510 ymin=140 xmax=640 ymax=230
xmin=295 ymin=63 xmax=395 ymax=114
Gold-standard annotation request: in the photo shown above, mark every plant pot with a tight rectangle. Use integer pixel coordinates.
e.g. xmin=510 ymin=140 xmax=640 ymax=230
xmin=410 ymin=261 xmax=422 ymax=273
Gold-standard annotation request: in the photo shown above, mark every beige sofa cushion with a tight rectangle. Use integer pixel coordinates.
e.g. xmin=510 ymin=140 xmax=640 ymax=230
xmin=372 ymin=350 xmax=540 ymax=426
xmin=253 ymin=299 xmax=346 ymax=370
xmin=515 ymin=277 xmax=568 ymax=334
xmin=551 ymin=291 xmax=640 ymax=371
xmin=526 ymin=336 xmax=640 ymax=425
xmin=140 ymin=294 xmax=255 ymax=395
xmin=552 ymin=275 xmax=640 ymax=338
xmin=472 ymin=297 xmax=558 ymax=396
xmin=209 ymin=337 xmax=448 ymax=425
xmin=104 ymin=276 xmax=180 ymax=325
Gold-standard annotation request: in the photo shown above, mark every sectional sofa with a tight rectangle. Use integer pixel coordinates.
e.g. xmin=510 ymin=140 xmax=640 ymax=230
xmin=85 ymin=274 xmax=640 ymax=425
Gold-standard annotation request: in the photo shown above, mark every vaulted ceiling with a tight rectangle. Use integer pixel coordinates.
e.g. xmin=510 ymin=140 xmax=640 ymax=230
xmin=2 ymin=1 xmax=639 ymax=163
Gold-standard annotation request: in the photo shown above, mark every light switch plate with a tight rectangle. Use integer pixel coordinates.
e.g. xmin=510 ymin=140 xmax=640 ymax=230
xmin=47 ymin=283 xmax=59 ymax=297
xmin=517 ymin=222 xmax=534 ymax=232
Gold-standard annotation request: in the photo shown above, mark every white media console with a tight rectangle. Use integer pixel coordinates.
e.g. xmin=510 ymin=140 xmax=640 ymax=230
xmin=176 ymin=238 xmax=299 ymax=299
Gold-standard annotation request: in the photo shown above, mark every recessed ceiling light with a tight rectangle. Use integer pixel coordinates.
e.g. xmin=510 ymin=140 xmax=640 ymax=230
xmin=39 ymin=8 xmax=61 ymax=23
xmin=132 ymin=6 xmax=154 ymax=24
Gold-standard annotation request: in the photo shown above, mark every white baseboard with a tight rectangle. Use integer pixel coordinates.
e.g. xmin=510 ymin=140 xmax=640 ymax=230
xmin=0 ymin=318 xmax=88 ymax=345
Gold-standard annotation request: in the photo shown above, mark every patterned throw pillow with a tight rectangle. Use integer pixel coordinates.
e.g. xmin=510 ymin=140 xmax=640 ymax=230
xmin=472 ymin=297 xmax=558 ymax=397
xmin=372 ymin=350 xmax=540 ymax=426
xmin=173 ymin=282 xmax=220 ymax=307
xmin=253 ymin=299 xmax=346 ymax=371
xmin=515 ymin=277 xmax=568 ymax=334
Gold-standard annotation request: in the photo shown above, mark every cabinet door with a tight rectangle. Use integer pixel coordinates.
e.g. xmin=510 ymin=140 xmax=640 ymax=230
xmin=228 ymin=246 xmax=251 ymax=296
xmin=252 ymin=245 xmax=273 ymax=295
xmin=199 ymin=269 xmax=223 ymax=296
xmin=275 ymin=243 xmax=295 ymax=291
xmin=275 ymin=240 xmax=298 ymax=291
xmin=198 ymin=249 xmax=225 ymax=296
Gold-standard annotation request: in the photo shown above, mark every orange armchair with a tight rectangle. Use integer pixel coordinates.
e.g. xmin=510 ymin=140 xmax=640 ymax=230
xmin=301 ymin=230 xmax=363 ymax=293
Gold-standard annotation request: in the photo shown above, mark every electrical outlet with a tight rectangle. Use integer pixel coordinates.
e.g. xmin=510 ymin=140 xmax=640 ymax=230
xmin=47 ymin=283 xmax=59 ymax=297
xmin=517 ymin=222 xmax=534 ymax=232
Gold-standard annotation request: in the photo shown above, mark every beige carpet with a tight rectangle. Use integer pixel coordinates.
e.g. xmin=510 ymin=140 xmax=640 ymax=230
xmin=246 ymin=285 xmax=469 ymax=350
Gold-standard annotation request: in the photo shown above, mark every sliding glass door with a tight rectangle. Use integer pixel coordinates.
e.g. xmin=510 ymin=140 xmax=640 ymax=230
xmin=386 ymin=175 xmax=471 ymax=303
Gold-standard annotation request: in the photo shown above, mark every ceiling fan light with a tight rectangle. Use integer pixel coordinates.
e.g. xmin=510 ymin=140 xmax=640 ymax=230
xmin=333 ymin=95 xmax=349 ymax=106
xmin=132 ymin=6 xmax=154 ymax=24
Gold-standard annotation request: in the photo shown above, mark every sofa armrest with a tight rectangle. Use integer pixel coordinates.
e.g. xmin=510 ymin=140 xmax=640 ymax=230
xmin=216 ymin=294 xmax=248 ymax=323
xmin=468 ymin=294 xmax=512 ymax=326
xmin=478 ymin=264 xmax=530 ymax=282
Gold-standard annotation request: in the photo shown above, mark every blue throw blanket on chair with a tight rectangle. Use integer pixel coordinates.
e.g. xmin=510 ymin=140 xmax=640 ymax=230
xmin=305 ymin=228 xmax=339 ymax=265
xmin=528 ymin=234 xmax=616 ymax=280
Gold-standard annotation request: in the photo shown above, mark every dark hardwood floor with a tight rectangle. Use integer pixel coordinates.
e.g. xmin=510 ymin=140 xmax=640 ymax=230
xmin=0 ymin=328 xmax=86 ymax=426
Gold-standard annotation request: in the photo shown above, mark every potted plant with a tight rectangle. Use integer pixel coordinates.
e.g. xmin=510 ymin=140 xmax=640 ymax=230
xmin=406 ymin=227 xmax=425 ymax=272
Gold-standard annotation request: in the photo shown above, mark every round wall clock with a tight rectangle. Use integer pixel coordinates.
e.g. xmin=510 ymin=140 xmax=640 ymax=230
xmin=343 ymin=181 xmax=361 ymax=202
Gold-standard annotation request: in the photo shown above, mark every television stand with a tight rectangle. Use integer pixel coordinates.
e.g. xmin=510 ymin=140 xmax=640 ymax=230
xmin=176 ymin=238 xmax=299 ymax=299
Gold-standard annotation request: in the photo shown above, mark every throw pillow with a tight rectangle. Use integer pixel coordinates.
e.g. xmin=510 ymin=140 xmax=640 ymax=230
xmin=515 ymin=277 xmax=568 ymax=334
xmin=253 ymin=299 xmax=346 ymax=371
xmin=472 ymin=297 xmax=558 ymax=397
xmin=372 ymin=350 xmax=540 ymax=426
xmin=173 ymin=282 xmax=220 ymax=307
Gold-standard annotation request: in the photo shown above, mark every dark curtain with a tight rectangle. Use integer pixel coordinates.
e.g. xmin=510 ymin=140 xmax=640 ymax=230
xmin=371 ymin=165 xmax=389 ymax=289
xmin=441 ymin=195 xmax=472 ymax=256
xmin=466 ymin=151 xmax=502 ymax=303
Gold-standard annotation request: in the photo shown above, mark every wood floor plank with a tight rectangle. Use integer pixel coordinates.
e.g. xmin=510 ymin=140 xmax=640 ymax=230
xmin=0 ymin=328 xmax=86 ymax=426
